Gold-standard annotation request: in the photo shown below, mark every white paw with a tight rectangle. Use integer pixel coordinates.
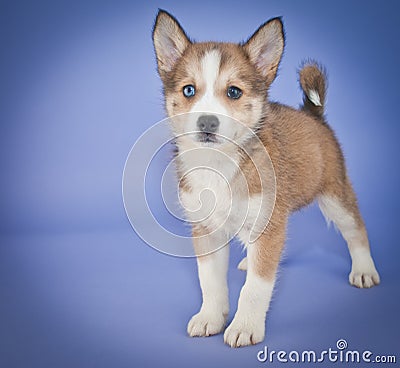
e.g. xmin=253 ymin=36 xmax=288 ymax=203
xmin=224 ymin=316 xmax=265 ymax=348
xmin=349 ymin=268 xmax=380 ymax=288
xmin=187 ymin=310 xmax=227 ymax=337
xmin=237 ymin=257 xmax=248 ymax=271
xmin=349 ymin=256 xmax=380 ymax=288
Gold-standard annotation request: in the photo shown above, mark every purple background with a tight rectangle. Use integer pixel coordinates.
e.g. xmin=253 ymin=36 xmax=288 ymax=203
xmin=1 ymin=0 xmax=399 ymax=367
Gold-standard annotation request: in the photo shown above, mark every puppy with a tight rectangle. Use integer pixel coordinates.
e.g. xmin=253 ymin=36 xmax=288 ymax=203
xmin=152 ymin=10 xmax=380 ymax=347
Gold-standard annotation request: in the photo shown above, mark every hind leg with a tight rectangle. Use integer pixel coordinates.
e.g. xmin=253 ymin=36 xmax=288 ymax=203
xmin=318 ymin=181 xmax=380 ymax=288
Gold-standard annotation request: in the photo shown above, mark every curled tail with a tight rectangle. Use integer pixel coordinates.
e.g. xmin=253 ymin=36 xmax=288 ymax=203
xmin=299 ymin=61 xmax=327 ymax=120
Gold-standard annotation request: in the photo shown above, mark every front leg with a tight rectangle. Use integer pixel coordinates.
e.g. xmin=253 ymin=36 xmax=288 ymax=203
xmin=224 ymin=214 xmax=287 ymax=347
xmin=187 ymin=228 xmax=229 ymax=337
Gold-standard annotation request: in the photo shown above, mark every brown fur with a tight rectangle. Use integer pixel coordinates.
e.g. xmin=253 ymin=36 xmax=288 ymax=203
xmin=153 ymin=10 xmax=378 ymax=292
xmin=152 ymin=10 xmax=380 ymax=348
xmin=299 ymin=62 xmax=327 ymax=119
xmin=250 ymin=102 xmax=361 ymax=277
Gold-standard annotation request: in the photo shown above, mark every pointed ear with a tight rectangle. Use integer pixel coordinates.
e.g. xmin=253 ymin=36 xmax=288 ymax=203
xmin=243 ymin=18 xmax=285 ymax=85
xmin=152 ymin=10 xmax=191 ymax=76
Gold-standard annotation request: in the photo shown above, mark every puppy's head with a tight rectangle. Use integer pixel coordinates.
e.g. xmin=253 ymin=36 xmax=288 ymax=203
xmin=152 ymin=10 xmax=284 ymax=146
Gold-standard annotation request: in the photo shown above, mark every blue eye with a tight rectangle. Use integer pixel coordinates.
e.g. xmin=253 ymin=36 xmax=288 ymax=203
xmin=227 ymin=86 xmax=242 ymax=99
xmin=183 ymin=85 xmax=196 ymax=98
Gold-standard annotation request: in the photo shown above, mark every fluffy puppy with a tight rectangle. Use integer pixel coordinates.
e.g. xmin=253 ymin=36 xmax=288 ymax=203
xmin=152 ymin=10 xmax=380 ymax=348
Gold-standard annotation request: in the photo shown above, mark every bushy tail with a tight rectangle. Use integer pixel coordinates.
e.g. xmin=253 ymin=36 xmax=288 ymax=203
xmin=299 ymin=61 xmax=327 ymax=120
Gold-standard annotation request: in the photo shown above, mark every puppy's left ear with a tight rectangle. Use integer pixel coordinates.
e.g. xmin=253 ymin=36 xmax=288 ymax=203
xmin=152 ymin=10 xmax=191 ymax=78
xmin=243 ymin=18 xmax=285 ymax=85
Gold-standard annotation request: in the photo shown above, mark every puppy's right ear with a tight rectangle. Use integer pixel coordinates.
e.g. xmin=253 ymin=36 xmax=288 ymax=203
xmin=152 ymin=10 xmax=191 ymax=77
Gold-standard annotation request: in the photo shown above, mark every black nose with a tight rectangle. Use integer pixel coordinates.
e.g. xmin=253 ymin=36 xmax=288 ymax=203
xmin=197 ymin=115 xmax=220 ymax=133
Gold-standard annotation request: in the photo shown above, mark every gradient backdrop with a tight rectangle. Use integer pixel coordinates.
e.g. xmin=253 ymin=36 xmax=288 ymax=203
xmin=1 ymin=1 xmax=399 ymax=367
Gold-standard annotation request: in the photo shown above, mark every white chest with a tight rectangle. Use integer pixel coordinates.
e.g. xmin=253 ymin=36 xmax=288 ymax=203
xmin=180 ymin=167 xmax=265 ymax=242
xmin=176 ymin=145 xmax=272 ymax=244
